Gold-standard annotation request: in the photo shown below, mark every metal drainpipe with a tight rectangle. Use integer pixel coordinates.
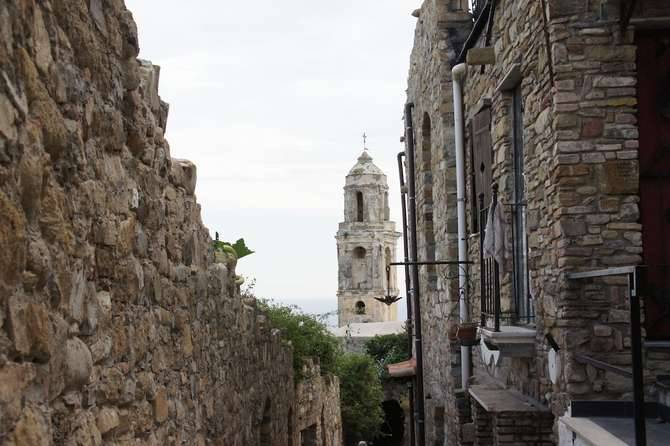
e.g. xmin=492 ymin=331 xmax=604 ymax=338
xmin=397 ymin=151 xmax=416 ymax=446
xmin=404 ymin=102 xmax=426 ymax=446
xmin=452 ymin=63 xmax=471 ymax=389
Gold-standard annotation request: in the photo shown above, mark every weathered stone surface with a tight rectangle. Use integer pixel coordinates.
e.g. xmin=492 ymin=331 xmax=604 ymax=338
xmin=96 ymin=407 xmax=120 ymax=435
xmin=10 ymin=406 xmax=50 ymax=446
xmin=466 ymin=47 xmax=495 ymax=65
xmin=0 ymin=1 xmax=342 ymax=444
xmin=0 ymin=191 xmax=27 ymax=285
xmin=153 ymin=387 xmax=169 ymax=423
xmin=64 ymin=338 xmax=93 ymax=390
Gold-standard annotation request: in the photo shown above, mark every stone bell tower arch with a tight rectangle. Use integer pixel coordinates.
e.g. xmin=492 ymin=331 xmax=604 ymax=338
xmin=336 ymin=150 xmax=401 ymax=327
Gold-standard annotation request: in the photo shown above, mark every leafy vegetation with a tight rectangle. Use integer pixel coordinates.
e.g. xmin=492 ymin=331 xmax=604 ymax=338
xmin=336 ymin=353 xmax=385 ymax=441
xmin=365 ymin=331 xmax=411 ymax=379
xmin=213 ymin=232 xmax=254 ymax=285
xmin=213 ymin=232 xmax=254 ymax=259
xmin=258 ymin=299 xmax=384 ymax=441
xmin=258 ymin=299 xmax=341 ymax=380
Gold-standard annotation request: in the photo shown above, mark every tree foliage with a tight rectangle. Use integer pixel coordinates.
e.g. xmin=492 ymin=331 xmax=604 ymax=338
xmin=336 ymin=353 xmax=385 ymax=441
xmin=258 ymin=299 xmax=341 ymax=380
xmin=365 ymin=332 xmax=411 ymax=379
xmin=257 ymin=298 xmax=385 ymax=441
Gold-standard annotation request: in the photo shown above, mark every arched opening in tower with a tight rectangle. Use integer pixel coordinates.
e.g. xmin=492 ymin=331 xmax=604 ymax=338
xmin=356 ymin=191 xmax=365 ymax=222
xmin=373 ymin=399 xmax=405 ymax=446
xmin=355 ymin=300 xmax=366 ymax=315
xmin=352 ymin=247 xmax=367 ymax=290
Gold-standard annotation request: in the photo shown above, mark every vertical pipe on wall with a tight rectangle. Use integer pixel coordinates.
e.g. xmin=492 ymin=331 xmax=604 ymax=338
xmin=404 ymin=102 xmax=426 ymax=446
xmin=397 ymin=151 xmax=416 ymax=446
xmin=452 ymin=63 xmax=471 ymax=389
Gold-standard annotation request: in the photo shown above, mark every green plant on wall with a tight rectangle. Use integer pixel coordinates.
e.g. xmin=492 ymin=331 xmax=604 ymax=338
xmin=213 ymin=232 xmax=254 ymax=285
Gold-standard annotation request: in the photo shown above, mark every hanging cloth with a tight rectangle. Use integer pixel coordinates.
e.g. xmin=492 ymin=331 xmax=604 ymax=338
xmin=483 ymin=196 xmax=506 ymax=270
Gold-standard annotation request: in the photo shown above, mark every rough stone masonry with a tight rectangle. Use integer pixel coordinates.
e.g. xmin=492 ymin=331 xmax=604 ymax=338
xmin=0 ymin=1 xmax=341 ymax=445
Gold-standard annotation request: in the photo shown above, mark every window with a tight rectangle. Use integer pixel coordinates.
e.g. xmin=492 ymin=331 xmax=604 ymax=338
xmin=300 ymin=424 xmax=317 ymax=446
xmin=355 ymin=301 xmax=366 ymax=315
xmin=511 ymin=86 xmax=532 ymax=324
xmin=352 ymin=247 xmax=367 ymax=289
xmin=471 ymin=106 xmax=493 ymax=232
xmin=356 ymin=191 xmax=364 ymax=222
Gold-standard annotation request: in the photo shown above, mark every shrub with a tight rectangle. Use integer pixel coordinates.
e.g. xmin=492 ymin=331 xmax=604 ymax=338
xmin=259 ymin=299 xmax=341 ymax=380
xmin=337 ymin=353 xmax=385 ymax=441
xmin=365 ymin=331 xmax=411 ymax=379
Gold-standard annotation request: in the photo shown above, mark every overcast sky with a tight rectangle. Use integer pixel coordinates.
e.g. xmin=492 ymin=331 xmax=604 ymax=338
xmin=126 ymin=0 xmax=421 ymax=322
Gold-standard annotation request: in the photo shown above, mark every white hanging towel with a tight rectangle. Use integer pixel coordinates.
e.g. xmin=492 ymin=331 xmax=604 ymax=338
xmin=483 ymin=196 xmax=506 ymax=270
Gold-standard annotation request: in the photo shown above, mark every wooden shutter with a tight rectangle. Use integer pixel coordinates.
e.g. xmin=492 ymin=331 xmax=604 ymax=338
xmin=472 ymin=108 xmax=493 ymax=207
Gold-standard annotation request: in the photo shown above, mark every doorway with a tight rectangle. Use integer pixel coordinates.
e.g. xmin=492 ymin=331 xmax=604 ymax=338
xmin=638 ymin=30 xmax=670 ymax=339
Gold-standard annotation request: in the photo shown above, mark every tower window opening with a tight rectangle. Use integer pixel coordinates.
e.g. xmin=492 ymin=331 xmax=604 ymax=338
xmin=356 ymin=191 xmax=364 ymax=222
xmin=353 ymin=247 xmax=366 ymax=259
xmin=355 ymin=301 xmax=366 ymax=315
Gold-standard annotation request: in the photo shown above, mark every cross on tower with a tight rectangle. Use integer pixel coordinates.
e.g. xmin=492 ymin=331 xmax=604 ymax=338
xmin=362 ymin=132 xmax=368 ymax=150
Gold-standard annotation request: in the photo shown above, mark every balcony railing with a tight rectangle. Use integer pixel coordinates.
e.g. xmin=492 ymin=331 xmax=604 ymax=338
xmin=479 ymin=194 xmax=500 ymax=331
xmin=479 ymin=185 xmax=534 ymax=331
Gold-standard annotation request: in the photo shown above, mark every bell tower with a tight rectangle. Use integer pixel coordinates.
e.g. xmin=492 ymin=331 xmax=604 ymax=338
xmin=336 ymin=150 xmax=401 ymax=327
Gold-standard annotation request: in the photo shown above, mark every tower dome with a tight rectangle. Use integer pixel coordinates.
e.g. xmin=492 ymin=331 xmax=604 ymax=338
xmin=347 ymin=150 xmax=386 ymax=178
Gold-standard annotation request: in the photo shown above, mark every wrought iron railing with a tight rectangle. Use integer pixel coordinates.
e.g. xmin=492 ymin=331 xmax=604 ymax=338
xmin=479 ymin=188 xmax=500 ymax=331
xmin=479 ymin=185 xmax=535 ymax=331
xmin=567 ymin=266 xmax=646 ymax=445
xmin=510 ymin=200 xmax=535 ymax=326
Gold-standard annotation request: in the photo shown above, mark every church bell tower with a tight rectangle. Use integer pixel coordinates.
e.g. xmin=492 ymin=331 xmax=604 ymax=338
xmin=336 ymin=149 xmax=401 ymax=327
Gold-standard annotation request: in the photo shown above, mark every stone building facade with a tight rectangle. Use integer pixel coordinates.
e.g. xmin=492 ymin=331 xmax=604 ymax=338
xmin=0 ymin=1 xmax=341 ymax=445
xmin=403 ymin=0 xmax=670 ymax=444
xmin=336 ymin=150 xmax=401 ymax=326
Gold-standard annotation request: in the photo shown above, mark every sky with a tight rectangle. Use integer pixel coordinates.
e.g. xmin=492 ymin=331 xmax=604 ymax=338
xmin=126 ymin=0 xmax=421 ymax=323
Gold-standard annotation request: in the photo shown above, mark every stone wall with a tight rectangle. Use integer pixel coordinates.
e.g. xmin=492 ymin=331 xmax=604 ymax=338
xmin=294 ymin=359 xmax=343 ymax=446
xmin=405 ymin=1 xmax=471 ymax=443
xmin=0 ymin=1 xmax=340 ymax=445
xmin=405 ymin=0 xmax=670 ymax=444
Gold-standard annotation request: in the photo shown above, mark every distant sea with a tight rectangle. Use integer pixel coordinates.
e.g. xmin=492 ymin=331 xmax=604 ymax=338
xmin=274 ymin=297 xmax=408 ymax=329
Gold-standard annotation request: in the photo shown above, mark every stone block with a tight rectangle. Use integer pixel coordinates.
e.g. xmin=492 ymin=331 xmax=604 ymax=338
xmin=598 ymin=160 xmax=639 ymax=194
xmin=7 ymin=298 xmax=51 ymax=362
xmin=466 ymin=47 xmax=495 ymax=65
xmin=170 ymin=158 xmax=197 ymax=195
xmin=593 ymin=76 xmax=636 ymax=88
xmin=581 ymin=118 xmax=604 ymax=138
xmin=555 ymin=113 xmax=577 ymax=129
xmin=154 ymin=387 xmax=169 ymax=423
xmin=64 ymin=337 xmax=93 ymax=390
xmin=0 ymin=191 xmax=27 ymax=285
xmin=11 ymin=405 xmax=49 ymax=446
xmin=584 ymin=45 xmax=636 ymax=62
xmin=96 ymin=407 xmax=120 ymax=436
xmin=593 ymin=324 xmax=612 ymax=337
